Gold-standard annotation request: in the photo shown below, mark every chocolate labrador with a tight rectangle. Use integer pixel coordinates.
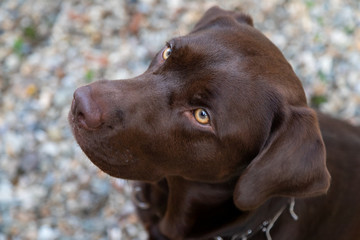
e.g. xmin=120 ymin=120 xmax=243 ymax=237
xmin=69 ymin=6 xmax=360 ymax=240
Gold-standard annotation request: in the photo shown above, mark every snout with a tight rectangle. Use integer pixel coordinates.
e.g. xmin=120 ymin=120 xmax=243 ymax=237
xmin=70 ymin=85 xmax=103 ymax=130
xmin=68 ymin=79 xmax=168 ymax=181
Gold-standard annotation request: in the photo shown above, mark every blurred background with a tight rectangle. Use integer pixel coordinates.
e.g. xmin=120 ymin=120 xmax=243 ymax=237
xmin=0 ymin=0 xmax=359 ymax=239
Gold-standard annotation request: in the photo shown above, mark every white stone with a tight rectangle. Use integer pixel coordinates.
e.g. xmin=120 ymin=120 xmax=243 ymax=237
xmin=0 ymin=178 xmax=13 ymax=202
xmin=5 ymin=54 xmax=20 ymax=71
xmin=108 ymin=227 xmax=122 ymax=240
xmin=331 ymin=30 xmax=350 ymax=47
xmin=38 ymin=225 xmax=59 ymax=240
xmin=319 ymin=55 xmax=333 ymax=75
xmin=40 ymin=142 xmax=59 ymax=157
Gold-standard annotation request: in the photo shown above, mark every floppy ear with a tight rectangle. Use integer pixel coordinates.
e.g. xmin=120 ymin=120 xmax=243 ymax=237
xmin=191 ymin=6 xmax=253 ymax=33
xmin=234 ymin=106 xmax=331 ymax=211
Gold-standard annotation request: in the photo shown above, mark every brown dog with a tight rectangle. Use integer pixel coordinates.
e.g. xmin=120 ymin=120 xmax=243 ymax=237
xmin=69 ymin=7 xmax=360 ymax=240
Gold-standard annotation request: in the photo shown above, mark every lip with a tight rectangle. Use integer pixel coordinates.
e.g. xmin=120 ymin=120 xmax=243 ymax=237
xmin=69 ymin=120 xmax=137 ymax=167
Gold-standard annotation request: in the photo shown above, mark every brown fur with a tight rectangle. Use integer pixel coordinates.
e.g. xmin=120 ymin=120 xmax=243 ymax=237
xmin=69 ymin=7 xmax=360 ymax=240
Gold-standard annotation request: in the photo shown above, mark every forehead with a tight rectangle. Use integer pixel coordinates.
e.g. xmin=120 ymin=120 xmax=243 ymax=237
xmin=170 ymin=27 xmax=244 ymax=57
xmin=169 ymin=21 xmax=284 ymax=67
xmin=161 ymin=22 xmax=289 ymax=102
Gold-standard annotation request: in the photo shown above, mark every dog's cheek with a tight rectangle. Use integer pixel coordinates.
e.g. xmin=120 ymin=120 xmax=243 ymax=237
xmin=172 ymin=139 xmax=232 ymax=181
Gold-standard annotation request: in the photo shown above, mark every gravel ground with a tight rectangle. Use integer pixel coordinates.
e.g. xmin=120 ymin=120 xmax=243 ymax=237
xmin=0 ymin=0 xmax=359 ymax=239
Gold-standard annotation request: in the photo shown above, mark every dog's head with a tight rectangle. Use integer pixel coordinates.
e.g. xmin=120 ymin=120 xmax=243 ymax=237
xmin=69 ymin=7 xmax=330 ymax=210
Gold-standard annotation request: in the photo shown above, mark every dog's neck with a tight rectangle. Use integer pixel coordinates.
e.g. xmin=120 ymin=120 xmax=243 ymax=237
xmin=152 ymin=176 xmax=297 ymax=240
xmin=158 ymin=176 xmax=238 ymax=239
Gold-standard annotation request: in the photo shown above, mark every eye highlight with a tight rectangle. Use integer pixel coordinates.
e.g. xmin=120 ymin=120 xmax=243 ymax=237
xmin=162 ymin=46 xmax=172 ymax=60
xmin=194 ymin=109 xmax=210 ymax=125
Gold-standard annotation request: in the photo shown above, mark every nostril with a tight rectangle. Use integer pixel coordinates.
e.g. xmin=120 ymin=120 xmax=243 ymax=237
xmin=76 ymin=111 xmax=85 ymax=121
xmin=72 ymin=85 xmax=103 ymax=130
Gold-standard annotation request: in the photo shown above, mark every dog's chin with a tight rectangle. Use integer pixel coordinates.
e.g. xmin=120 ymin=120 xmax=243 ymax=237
xmin=69 ymin=118 xmax=162 ymax=181
xmin=86 ymin=154 xmax=135 ymax=178
xmin=86 ymin=155 xmax=162 ymax=181
xmin=70 ymin=118 xmax=131 ymax=167
xmin=80 ymin=144 xmax=153 ymax=180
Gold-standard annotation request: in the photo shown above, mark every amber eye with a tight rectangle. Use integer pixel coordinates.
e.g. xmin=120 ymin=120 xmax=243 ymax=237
xmin=194 ymin=109 xmax=210 ymax=125
xmin=162 ymin=47 xmax=172 ymax=60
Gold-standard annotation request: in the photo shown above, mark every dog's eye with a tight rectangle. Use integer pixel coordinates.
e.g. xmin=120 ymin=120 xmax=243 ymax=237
xmin=194 ymin=109 xmax=210 ymax=125
xmin=162 ymin=47 xmax=172 ymax=60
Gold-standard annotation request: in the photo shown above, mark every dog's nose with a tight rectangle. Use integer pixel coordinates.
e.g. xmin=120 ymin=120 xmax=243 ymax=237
xmin=72 ymin=85 xmax=103 ymax=130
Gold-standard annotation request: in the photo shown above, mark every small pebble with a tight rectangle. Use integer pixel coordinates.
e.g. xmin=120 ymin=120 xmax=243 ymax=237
xmin=4 ymin=54 xmax=20 ymax=71
xmin=38 ymin=225 xmax=59 ymax=240
xmin=0 ymin=178 xmax=13 ymax=202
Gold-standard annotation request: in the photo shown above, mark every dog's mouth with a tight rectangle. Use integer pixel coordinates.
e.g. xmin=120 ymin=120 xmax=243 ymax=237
xmin=68 ymin=87 xmax=139 ymax=170
xmin=69 ymin=111 xmax=138 ymax=174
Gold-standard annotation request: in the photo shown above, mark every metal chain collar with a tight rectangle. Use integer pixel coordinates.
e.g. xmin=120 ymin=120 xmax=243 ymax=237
xmin=132 ymin=186 xmax=298 ymax=240
xmin=214 ymin=198 xmax=298 ymax=240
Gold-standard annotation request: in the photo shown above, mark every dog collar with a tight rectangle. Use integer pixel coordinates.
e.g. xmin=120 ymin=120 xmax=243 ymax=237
xmin=132 ymin=186 xmax=151 ymax=210
xmin=132 ymin=186 xmax=298 ymax=240
xmin=214 ymin=198 xmax=298 ymax=240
